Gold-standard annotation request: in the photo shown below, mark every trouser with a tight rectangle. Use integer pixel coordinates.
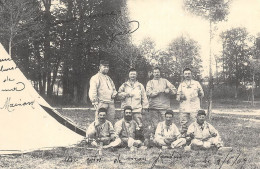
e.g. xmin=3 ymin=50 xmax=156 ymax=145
xmin=147 ymin=109 xmax=166 ymax=129
xmin=132 ymin=112 xmax=143 ymax=127
xmin=190 ymin=137 xmax=223 ymax=149
xmin=90 ymin=136 xmax=120 ymax=147
xmin=154 ymin=137 xmax=186 ymax=148
xmin=120 ymin=137 xmax=142 ymax=148
xmin=95 ymin=102 xmax=115 ymax=123
xmin=179 ymin=112 xmax=197 ymax=135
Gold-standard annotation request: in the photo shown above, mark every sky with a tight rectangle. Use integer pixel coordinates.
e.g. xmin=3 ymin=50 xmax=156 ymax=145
xmin=127 ymin=0 xmax=260 ymax=76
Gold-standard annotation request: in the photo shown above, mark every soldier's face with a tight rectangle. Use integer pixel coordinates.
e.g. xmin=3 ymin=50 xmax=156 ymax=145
xmin=197 ymin=114 xmax=206 ymax=125
xmin=124 ymin=110 xmax=132 ymax=121
xmin=98 ymin=112 xmax=106 ymax=123
xmin=165 ymin=114 xmax=173 ymax=125
xmin=153 ymin=69 xmax=160 ymax=79
xmin=184 ymin=70 xmax=192 ymax=80
xmin=99 ymin=65 xmax=109 ymax=74
xmin=129 ymin=71 xmax=137 ymax=81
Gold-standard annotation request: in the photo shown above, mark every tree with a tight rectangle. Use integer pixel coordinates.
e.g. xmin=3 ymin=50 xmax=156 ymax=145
xmin=184 ymin=0 xmax=230 ymax=119
xmin=0 ymin=0 xmax=41 ymax=56
xmin=248 ymin=36 xmax=260 ymax=106
xmin=167 ymin=35 xmax=202 ymax=83
xmin=220 ymin=27 xmax=251 ymax=98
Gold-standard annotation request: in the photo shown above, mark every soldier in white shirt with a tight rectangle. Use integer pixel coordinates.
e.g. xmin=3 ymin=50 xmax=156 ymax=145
xmin=186 ymin=110 xmax=223 ymax=150
xmin=176 ymin=68 xmax=204 ymax=136
xmin=154 ymin=110 xmax=186 ymax=149
xmin=89 ymin=60 xmax=117 ymax=123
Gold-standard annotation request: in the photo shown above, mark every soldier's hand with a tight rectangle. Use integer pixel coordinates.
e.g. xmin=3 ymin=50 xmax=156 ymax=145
xmin=164 ymin=138 xmax=173 ymax=145
xmin=164 ymin=88 xmax=170 ymax=94
xmin=180 ymin=94 xmax=186 ymax=101
xmin=91 ymin=140 xmax=98 ymax=147
xmin=92 ymin=102 xmax=99 ymax=109
xmin=143 ymin=108 xmax=148 ymax=113
xmin=125 ymin=93 xmax=131 ymax=97
xmin=111 ymin=94 xmax=116 ymax=99
xmin=211 ymin=132 xmax=217 ymax=137
xmin=153 ymin=90 xmax=160 ymax=96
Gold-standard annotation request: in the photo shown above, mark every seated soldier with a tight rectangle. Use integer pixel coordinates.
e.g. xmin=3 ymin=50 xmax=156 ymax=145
xmin=114 ymin=106 xmax=146 ymax=150
xmin=154 ymin=110 xmax=186 ymax=149
xmin=86 ymin=107 xmax=120 ymax=148
xmin=186 ymin=110 xmax=224 ymax=150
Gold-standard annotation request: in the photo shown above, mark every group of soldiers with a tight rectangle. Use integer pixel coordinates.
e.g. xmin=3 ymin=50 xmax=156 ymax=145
xmin=86 ymin=60 xmax=224 ymax=151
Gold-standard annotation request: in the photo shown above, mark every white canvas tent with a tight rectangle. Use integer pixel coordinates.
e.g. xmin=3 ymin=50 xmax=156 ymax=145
xmin=0 ymin=44 xmax=85 ymax=154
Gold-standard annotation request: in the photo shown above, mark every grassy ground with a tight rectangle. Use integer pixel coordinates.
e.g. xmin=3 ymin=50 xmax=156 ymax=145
xmin=1 ymin=110 xmax=259 ymax=169
xmin=49 ymin=97 xmax=260 ymax=110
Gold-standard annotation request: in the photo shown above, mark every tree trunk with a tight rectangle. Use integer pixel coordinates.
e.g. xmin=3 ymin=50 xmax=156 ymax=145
xmin=235 ymin=54 xmax=238 ymax=99
xmin=42 ymin=0 xmax=52 ymax=97
xmin=207 ymin=20 xmax=213 ymax=120
xmin=9 ymin=38 xmax=12 ymax=57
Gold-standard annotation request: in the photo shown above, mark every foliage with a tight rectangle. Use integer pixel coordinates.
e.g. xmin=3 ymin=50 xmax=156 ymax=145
xmin=184 ymin=0 xmax=230 ymax=22
xmin=167 ymin=35 xmax=202 ymax=82
xmin=0 ymin=0 xmax=42 ymax=56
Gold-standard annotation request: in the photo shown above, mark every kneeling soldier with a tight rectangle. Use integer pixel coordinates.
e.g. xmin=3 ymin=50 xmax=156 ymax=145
xmin=186 ymin=110 xmax=223 ymax=150
xmin=114 ymin=106 xmax=146 ymax=150
xmin=86 ymin=108 xmax=120 ymax=148
xmin=154 ymin=110 xmax=186 ymax=149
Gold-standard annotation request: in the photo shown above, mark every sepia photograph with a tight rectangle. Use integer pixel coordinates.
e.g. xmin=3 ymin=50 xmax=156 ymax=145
xmin=0 ymin=0 xmax=259 ymax=168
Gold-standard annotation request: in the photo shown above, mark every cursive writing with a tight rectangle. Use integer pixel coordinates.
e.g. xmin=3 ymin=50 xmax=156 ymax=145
xmin=0 ymin=58 xmax=12 ymax=63
xmin=126 ymin=157 xmax=147 ymax=162
xmin=86 ymin=157 xmax=102 ymax=164
xmin=150 ymin=152 xmax=162 ymax=169
xmin=0 ymin=97 xmax=35 ymax=112
xmin=3 ymin=76 xmax=15 ymax=82
xmin=0 ymin=65 xmax=18 ymax=72
xmin=2 ymin=82 xmax=25 ymax=92
xmin=217 ymin=150 xmax=247 ymax=169
xmin=110 ymin=20 xmax=139 ymax=43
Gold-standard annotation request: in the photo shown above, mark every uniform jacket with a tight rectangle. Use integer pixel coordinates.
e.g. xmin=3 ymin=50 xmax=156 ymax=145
xmin=89 ymin=72 xmax=117 ymax=104
xmin=118 ymin=80 xmax=149 ymax=112
xmin=146 ymin=78 xmax=176 ymax=109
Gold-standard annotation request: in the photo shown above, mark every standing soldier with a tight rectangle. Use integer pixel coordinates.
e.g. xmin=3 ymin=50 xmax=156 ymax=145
xmin=176 ymin=68 xmax=204 ymax=136
xmin=146 ymin=67 xmax=177 ymax=129
xmin=89 ymin=60 xmax=117 ymax=123
xmin=118 ymin=68 xmax=149 ymax=128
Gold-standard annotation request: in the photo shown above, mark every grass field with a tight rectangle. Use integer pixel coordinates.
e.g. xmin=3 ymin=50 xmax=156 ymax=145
xmin=1 ymin=109 xmax=259 ymax=169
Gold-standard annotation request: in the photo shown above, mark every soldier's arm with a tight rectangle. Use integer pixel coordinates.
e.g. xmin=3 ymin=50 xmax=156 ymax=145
xmin=173 ymin=124 xmax=181 ymax=139
xmin=146 ymin=81 xmax=158 ymax=98
xmin=108 ymin=122 xmax=116 ymax=139
xmin=117 ymin=83 xmax=128 ymax=100
xmin=208 ymin=123 xmax=219 ymax=137
xmin=86 ymin=123 xmax=96 ymax=138
xmin=110 ymin=77 xmax=118 ymax=99
xmin=197 ymin=82 xmax=204 ymax=98
xmin=141 ymin=84 xmax=149 ymax=109
xmin=186 ymin=124 xmax=195 ymax=141
xmin=176 ymin=84 xmax=182 ymax=101
xmin=129 ymin=122 xmax=138 ymax=139
xmin=114 ymin=121 xmax=122 ymax=137
xmin=89 ymin=76 xmax=99 ymax=103
xmin=166 ymin=79 xmax=177 ymax=95
xmin=154 ymin=123 xmax=164 ymax=140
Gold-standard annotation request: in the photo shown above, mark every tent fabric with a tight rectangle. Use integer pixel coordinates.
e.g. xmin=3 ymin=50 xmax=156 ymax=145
xmin=0 ymin=44 xmax=85 ymax=154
